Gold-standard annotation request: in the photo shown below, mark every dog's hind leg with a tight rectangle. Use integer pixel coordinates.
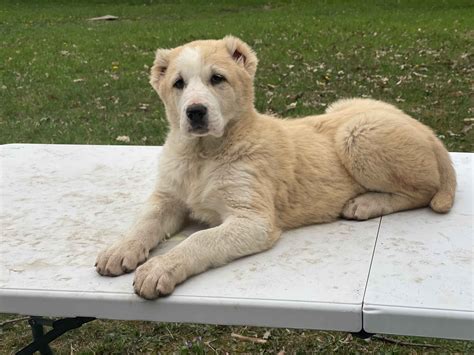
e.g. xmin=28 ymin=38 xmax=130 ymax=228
xmin=341 ymin=192 xmax=430 ymax=220
xmin=335 ymin=112 xmax=441 ymax=219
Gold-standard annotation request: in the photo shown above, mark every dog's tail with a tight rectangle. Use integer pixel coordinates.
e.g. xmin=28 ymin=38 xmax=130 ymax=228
xmin=430 ymin=140 xmax=456 ymax=213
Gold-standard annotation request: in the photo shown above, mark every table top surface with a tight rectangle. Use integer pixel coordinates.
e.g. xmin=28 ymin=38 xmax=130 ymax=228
xmin=363 ymin=152 xmax=473 ymax=339
xmin=0 ymin=144 xmax=472 ymax=338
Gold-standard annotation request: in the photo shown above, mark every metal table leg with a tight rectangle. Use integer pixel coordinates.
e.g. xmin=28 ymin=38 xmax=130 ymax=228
xmin=17 ymin=316 xmax=95 ymax=355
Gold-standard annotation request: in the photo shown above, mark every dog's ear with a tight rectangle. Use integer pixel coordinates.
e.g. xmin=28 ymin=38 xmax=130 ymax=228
xmin=223 ymin=35 xmax=258 ymax=78
xmin=150 ymin=48 xmax=172 ymax=90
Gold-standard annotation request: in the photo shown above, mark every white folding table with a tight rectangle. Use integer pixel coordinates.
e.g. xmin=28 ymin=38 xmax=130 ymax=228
xmin=363 ymin=153 xmax=473 ymax=340
xmin=0 ymin=144 xmax=472 ymax=353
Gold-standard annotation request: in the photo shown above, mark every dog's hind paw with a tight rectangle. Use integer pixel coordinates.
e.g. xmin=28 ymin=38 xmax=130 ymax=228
xmin=341 ymin=193 xmax=393 ymax=221
xmin=342 ymin=196 xmax=378 ymax=221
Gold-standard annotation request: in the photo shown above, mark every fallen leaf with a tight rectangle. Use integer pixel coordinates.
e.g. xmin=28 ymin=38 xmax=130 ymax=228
xmin=342 ymin=333 xmax=353 ymax=343
xmin=231 ymin=333 xmax=267 ymax=344
xmin=88 ymin=15 xmax=118 ymax=21
xmin=413 ymin=71 xmax=427 ymax=78
xmin=116 ymin=135 xmax=130 ymax=143
xmin=286 ymin=102 xmax=297 ymax=110
xmin=462 ymin=124 xmax=473 ymax=134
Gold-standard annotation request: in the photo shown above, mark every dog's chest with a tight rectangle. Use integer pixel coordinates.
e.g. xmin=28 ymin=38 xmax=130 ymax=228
xmin=158 ymin=154 xmax=225 ymax=225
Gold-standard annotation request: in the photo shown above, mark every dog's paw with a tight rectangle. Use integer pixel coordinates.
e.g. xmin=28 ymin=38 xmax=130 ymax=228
xmin=342 ymin=197 xmax=376 ymax=221
xmin=133 ymin=255 xmax=185 ymax=299
xmin=95 ymin=239 xmax=149 ymax=276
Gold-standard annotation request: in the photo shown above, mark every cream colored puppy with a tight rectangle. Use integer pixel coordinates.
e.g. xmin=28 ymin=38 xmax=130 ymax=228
xmin=95 ymin=36 xmax=456 ymax=299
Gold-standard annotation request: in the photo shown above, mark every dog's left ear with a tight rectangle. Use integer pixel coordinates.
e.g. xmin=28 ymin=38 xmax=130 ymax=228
xmin=223 ymin=35 xmax=258 ymax=78
xmin=149 ymin=48 xmax=172 ymax=91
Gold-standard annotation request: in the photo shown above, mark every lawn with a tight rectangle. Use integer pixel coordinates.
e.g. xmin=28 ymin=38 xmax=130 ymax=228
xmin=1 ymin=0 xmax=473 ymax=353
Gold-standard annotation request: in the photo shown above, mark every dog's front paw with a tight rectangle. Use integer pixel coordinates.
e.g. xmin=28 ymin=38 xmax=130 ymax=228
xmin=95 ymin=239 xmax=149 ymax=276
xmin=133 ymin=255 xmax=185 ymax=299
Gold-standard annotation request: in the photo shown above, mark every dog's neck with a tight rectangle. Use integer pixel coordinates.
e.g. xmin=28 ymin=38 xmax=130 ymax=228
xmin=166 ymin=108 xmax=259 ymax=160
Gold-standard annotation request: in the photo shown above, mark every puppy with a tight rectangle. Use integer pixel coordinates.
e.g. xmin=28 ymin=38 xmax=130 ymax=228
xmin=96 ymin=36 xmax=456 ymax=299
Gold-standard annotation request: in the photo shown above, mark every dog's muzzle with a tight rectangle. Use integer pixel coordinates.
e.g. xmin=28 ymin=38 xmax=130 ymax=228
xmin=186 ymin=104 xmax=208 ymax=133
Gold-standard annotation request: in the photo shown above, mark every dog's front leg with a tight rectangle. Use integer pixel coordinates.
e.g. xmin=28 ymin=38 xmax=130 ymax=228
xmin=133 ymin=214 xmax=280 ymax=299
xmin=95 ymin=191 xmax=186 ymax=276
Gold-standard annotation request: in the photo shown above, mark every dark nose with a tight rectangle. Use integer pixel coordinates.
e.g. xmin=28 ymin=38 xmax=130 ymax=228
xmin=186 ymin=104 xmax=208 ymax=129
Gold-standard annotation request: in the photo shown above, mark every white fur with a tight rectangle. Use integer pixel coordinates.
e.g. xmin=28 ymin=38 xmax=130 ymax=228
xmin=175 ymin=47 xmax=226 ymax=137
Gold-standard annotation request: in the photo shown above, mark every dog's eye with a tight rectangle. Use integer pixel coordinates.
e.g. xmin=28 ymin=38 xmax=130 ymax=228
xmin=173 ymin=78 xmax=185 ymax=89
xmin=210 ymin=74 xmax=226 ymax=85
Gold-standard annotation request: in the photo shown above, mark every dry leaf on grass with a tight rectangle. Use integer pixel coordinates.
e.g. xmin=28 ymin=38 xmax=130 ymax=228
xmin=88 ymin=15 xmax=118 ymax=21
xmin=116 ymin=135 xmax=130 ymax=143
xmin=446 ymin=130 xmax=460 ymax=137
xmin=231 ymin=333 xmax=267 ymax=344
xmin=286 ymin=102 xmax=297 ymax=110
xmin=462 ymin=124 xmax=473 ymax=134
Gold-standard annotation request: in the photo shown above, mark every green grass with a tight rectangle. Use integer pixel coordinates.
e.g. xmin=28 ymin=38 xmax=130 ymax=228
xmin=1 ymin=0 xmax=473 ymax=149
xmin=1 ymin=314 xmax=473 ymax=353
xmin=1 ymin=0 xmax=473 ymax=353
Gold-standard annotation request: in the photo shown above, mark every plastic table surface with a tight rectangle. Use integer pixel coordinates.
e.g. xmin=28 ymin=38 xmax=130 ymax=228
xmin=363 ymin=153 xmax=473 ymax=340
xmin=0 ymin=144 xmax=379 ymax=332
xmin=0 ymin=144 xmax=472 ymax=339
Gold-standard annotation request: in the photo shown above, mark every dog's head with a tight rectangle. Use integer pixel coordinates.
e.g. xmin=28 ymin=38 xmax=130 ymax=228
xmin=150 ymin=36 xmax=258 ymax=138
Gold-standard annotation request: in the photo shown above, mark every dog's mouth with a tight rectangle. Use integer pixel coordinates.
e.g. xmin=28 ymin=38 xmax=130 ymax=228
xmin=188 ymin=127 xmax=210 ymax=136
